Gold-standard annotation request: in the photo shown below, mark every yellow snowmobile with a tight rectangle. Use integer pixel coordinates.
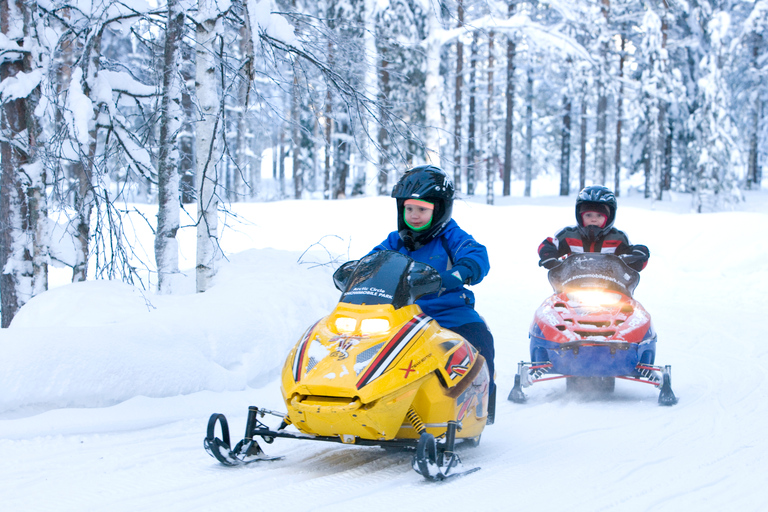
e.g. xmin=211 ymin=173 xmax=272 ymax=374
xmin=204 ymin=250 xmax=491 ymax=480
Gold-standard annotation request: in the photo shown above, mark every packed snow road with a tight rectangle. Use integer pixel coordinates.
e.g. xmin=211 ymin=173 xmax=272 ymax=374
xmin=2 ymin=196 xmax=768 ymax=510
xmin=2 ymin=362 xmax=765 ymax=512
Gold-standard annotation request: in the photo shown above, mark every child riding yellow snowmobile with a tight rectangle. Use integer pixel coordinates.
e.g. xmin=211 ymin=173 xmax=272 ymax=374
xmin=205 ymin=250 xmax=491 ymax=480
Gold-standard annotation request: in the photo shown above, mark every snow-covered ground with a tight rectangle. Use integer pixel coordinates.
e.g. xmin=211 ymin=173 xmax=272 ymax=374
xmin=2 ymin=183 xmax=767 ymax=511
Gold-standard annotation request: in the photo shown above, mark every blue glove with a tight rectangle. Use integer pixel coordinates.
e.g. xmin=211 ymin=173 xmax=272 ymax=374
xmin=439 ymin=266 xmax=471 ymax=291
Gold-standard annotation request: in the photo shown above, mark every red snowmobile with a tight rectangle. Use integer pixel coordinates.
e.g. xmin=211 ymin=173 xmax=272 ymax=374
xmin=508 ymin=253 xmax=678 ymax=405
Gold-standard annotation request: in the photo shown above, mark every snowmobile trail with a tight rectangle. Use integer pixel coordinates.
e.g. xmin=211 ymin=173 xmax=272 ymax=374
xmin=4 ymin=274 xmax=768 ymax=512
xmin=4 ymin=197 xmax=768 ymax=511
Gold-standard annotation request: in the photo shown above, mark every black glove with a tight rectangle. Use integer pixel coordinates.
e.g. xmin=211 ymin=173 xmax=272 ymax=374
xmin=538 ymin=241 xmax=559 ymax=269
xmin=538 ymin=257 xmax=560 ymax=269
xmin=618 ymin=253 xmax=643 ymax=267
xmin=619 ymin=245 xmax=650 ymax=271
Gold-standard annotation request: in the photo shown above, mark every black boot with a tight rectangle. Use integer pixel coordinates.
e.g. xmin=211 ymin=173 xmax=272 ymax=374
xmin=486 ymin=385 xmax=496 ymax=425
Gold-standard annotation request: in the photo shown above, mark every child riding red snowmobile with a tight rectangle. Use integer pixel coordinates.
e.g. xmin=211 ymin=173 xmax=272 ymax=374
xmin=508 ymin=252 xmax=678 ymax=405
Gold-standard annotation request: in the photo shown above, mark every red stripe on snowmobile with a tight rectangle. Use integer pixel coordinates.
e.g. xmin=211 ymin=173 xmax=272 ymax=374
xmin=293 ymin=321 xmax=319 ymax=382
xmin=356 ymin=314 xmax=431 ymax=389
xmin=444 ymin=341 xmax=475 ymax=379
xmin=446 ymin=354 xmax=471 ymax=380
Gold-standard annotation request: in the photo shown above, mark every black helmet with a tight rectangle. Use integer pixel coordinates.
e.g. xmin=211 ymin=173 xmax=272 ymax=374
xmin=391 ymin=165 xmax=454 ymax=250
xmin=575 ymin=185 xmax=617 ymax=239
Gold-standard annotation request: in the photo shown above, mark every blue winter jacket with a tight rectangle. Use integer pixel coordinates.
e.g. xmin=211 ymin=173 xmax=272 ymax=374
xmin=368 ymin=219 xmax=490 ymax=328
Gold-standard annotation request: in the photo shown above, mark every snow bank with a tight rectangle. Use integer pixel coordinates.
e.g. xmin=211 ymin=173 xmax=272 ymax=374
xmin=0 ymin=248 xmax=338 ymax=416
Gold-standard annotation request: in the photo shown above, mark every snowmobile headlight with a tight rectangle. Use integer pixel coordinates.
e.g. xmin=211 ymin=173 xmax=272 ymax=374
xmin=334 ymin=317 xmax=357 ymax=333
xmin=567 ymin=291 xmax=621 ymax=306
xmin=360 ymin=318 xmax=390 ymax=334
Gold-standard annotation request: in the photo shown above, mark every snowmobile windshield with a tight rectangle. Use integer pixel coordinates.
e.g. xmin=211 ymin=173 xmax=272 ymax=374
xmin=335 ymin=251 xmax=441 ymax=309
xmin=548 ymin=253 xmax=640 ymax=297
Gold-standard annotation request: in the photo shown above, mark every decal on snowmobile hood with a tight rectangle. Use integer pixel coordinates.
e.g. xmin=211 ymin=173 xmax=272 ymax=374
xmin=356 ymin=313 xmax=431 ymax=389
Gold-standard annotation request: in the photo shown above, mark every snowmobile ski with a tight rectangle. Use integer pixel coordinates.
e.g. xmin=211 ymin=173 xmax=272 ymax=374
xmin=204 ymin=412 xmax=283 ymax=466
xmin=508 ymin=373 xmax=527 ymax=403
xmin=657 ymin=368 xmax=678 ymax=406
xmin=411 ymin=423 xmax=480 ymax=481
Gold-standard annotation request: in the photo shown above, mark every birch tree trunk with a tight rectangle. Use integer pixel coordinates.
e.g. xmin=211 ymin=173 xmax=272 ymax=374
xmin=0 ymin=126 xmax=25 ymax=327
xmin=195 ymin=0 xmax=222 ymax=293
xmin=657 ymin=1 xmax=670 ymax=199
xmin=656 ymin=114 xmax=669 ymax=199
xmin=324 ymin=86 xmax=332 ymax=199
xmin=560 ymin=92 xmax=571 ymax=196
xmin=747 ymin=96 xmax=761 ymax=189
xmin=323 ymin=23 xmax=333 ymax=199
xmin=452 ymin=0 xmax=464 ymax=191
xmin=279 ymin=127 xmax=286 ymax=196
xmin=291 ymin=73 xmax=302 ymax=198
xmin=155 ymin=0 xmax=184 ymax=294
xmin=23 ymin=2 xmax=46 ymax=300
xmin=237 ymin=19 xmax=254 ymax=201
xmin=466 ymin=30 xmax=478 ymax=196
xmin=614 ymin=29 xmax=625 ymax=197
xmin=595 ymin=80 xmax=607 ymax=185
xmin=579 ymin=80 xmax=588 ymax=190
xmin=644 ymin=87 xmax=659 ymax=200
xmin=362 ymin=0 xmax=378 ymax=192
xmin=0 ymin=0 xmax=46 ymax=327
xmin=377 ymin=57 xmax=391 ymax=194
xmin=663 ymin=120 xmax=673 ymax=192
xmin=640 ymin=10 xmax=660 ymax=200
xmin=250 ymin=133 xmax=262 ymax=200
xmin=0 ymin=49 xmax=28 ymax=326
xmin=595 ymin=0 xmax=610 ymax=185
xmin=70 ymin=165 xmax=93 ymax=283
xmin=334 ymin=118 xmax=350 ymax=199
xmin=423 ymin=5 xmax=442 ymax=165
xmin=272 ymin=132 xmax=278 ymax=180
xmin=180 ymin=40 xmax=196 ymax=204
xmin=503 ymin=0 xmax=516 ymax=196
xmin=643 ymin=138 xmax=652 ymax=199
xmin=747 ymin=33 xmax=763 ymax=189
xmin=71 ymin=23 xmax=104 ymax=283
xmin=486 ymin=31 xmax=495 ymax=206
xmin=523 ymin=65 xmax=533 ymax=197
xmin=749 ymin=90 xmax=762 ymax=185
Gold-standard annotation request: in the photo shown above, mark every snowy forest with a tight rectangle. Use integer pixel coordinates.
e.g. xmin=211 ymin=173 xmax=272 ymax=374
xmin=1 ymin=0 xmax=767 ymax=327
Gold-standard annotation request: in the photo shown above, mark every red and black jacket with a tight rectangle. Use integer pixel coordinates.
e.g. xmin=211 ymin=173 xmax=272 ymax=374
xmin=538 ymin=226 xmax=649 ymax=271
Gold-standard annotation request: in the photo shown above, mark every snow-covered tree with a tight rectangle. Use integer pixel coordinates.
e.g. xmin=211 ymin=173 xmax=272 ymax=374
xmin=195 ymin=0 xmax=224 ymax=292
xmin=0 ymin=0 xmax=47 ymax=326
xmin=734 ymin=0 xmax=768 ymax=190
xmin=422 ymin=0 xmax=446 ymax=166
xmin=485 ymin=29 xmax=498 ymax=205
xmin=637 ymin=7 xmax=666 ymax=199
xmin=155 ymin=0 xmax=185 ymax=294
xmin=688 ymin=8 xmax=742 ymax=212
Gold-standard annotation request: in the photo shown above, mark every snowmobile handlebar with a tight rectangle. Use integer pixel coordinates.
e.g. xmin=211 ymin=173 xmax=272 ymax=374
xmin=548 ymin=253 xmax=640 ymax=296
